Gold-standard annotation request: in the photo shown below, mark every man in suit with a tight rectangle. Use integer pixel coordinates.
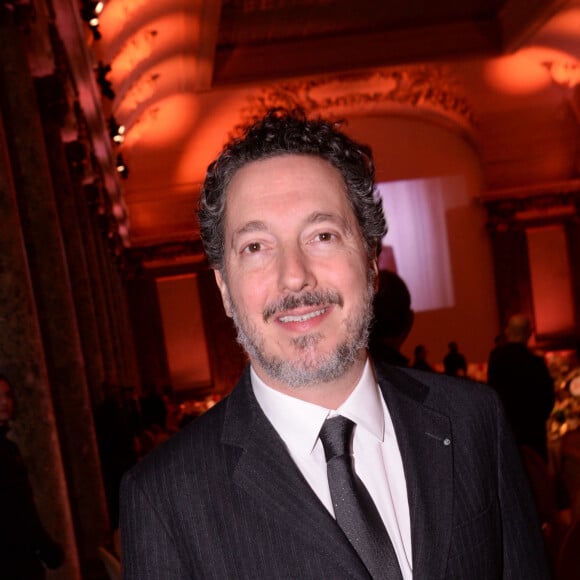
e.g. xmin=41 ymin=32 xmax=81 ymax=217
xmin=120 ymin=109 xmax=549 ymax=579
xmin=487 ymin=314 xmax=555 ymax=461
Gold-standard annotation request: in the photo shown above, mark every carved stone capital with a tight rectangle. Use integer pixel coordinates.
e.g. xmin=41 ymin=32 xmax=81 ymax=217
xmin=481 ymin=180 xmax=580 ymax=232
xmin=125 ymin=240 xmax=207 ymax=279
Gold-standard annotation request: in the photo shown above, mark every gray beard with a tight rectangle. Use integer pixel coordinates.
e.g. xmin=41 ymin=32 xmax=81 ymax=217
xmin=226 ymin=272 xmax=376 ymax=389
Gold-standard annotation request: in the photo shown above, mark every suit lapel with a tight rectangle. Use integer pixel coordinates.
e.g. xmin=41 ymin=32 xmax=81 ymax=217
xmin=376 ymin=365 xmax=454 ymax=580
xmin=222 ymin=368 xmax=371 ymax=579
xmin=220 ymin=365 xmax=454 ymax=579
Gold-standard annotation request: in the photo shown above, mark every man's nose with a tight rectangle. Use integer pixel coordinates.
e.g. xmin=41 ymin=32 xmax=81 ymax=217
xmin=278 ymin=244 xmax=315 ymax=293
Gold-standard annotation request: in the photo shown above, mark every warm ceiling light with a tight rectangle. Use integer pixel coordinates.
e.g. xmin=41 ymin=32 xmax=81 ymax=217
xmin=116 ymin=127 xmax=126 ymax=144
xmin=116 ymin=154 xmax=129 ymax=179
xmin=109 ymin=117 xmax=126 ymax=144
xmin=81 ymin=1 xmax=104 ymax=41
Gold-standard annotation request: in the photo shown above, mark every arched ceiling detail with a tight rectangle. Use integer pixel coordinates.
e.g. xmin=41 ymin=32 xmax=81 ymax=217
xmin=50 ymin=0 xmax=580 ymax=253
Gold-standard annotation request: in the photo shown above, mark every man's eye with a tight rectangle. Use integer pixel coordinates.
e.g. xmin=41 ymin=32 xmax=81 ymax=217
xmin=316 ymin=232 xmax=335 ymax=242
xmin=243 ymin=242 xmax=262 ymax=253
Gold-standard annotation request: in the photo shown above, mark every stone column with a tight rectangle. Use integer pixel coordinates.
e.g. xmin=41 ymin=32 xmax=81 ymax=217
xmin=36 ymin=76 xmax=106 ymax=408
xmin=0 ymin=79 xmax=80 ymax=580
xmin=0 ymin=8 xmax=109 ymax=577
xmin=488 ymin=223 xmax=533 ymax=330
xmin=94 ymin=217 xmax=132 ymax=387
xmin=113 ymin=264 xmax=141 ymax=388
xmin=78 ymin=182 xmax=121 ymax=393
xmin=94 ymin=219 xmax=141 ymax=390
xmin=565 ymin=216 xmax=580 ymax=332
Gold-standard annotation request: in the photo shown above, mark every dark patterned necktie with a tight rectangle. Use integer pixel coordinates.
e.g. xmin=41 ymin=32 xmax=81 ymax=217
xmin=319 ymin=416 xmax=404 ymax=580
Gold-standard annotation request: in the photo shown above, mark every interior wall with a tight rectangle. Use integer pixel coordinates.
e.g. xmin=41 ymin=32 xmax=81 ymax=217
xmin=156 ymin=274 xmax=212 ymax=392
xmin=527 ymin=224 xmax=576 ymax=338
xmin=346 ymin=115 xmax=498 ymax=373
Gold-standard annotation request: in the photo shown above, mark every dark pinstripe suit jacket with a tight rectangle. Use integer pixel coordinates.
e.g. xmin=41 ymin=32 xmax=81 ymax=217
xmin=120 ymin=363 xmax=550 ymax=579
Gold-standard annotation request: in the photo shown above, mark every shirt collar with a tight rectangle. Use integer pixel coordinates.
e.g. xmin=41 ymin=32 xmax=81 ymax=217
xmin=251 ymin=358 xmax=385 ymax=457
xmin=337 ymin=360 xmax=385 ymax=442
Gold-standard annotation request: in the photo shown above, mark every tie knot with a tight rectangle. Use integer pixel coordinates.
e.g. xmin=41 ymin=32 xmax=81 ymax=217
xmin=319 ymin=415 xmax=355 ymax=462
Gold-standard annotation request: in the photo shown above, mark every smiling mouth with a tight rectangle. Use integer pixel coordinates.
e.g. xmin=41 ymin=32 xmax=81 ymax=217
xmin=278 ymin=308 xmax=327 ymax=323
xmin=263 ymin=290 xmax=343 ymax=322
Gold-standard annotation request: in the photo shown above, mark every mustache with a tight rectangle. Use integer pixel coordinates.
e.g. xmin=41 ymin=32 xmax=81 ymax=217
xmin=263 ymin=290 xmax=343 ymax=322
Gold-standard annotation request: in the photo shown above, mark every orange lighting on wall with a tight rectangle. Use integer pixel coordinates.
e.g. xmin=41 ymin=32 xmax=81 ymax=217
xmin=483 ymin=47 xmax=573 ymax=95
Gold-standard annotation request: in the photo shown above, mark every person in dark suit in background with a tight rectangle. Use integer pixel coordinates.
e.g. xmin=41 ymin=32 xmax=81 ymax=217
xmin=411 ymin=344 xmax=435 ymax=372
xmin=487 ymin=314 xmax=555 ymax=461
xmin=0 ymin=375 xmax=63 ymax=579
xmin=94 ymin=383 xmax=143 ymax=527
xmin=443 ymin=341 xmax=467 ymax=377
xmin=368 ymin=269 xmax=414 ymax=367
xmin=120 ymin=109 xmax=549 ymax=579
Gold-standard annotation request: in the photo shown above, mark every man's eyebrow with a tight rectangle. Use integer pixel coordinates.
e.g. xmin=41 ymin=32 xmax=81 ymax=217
xmin=233 ymin=220 xmax=268 ymax=237
xmin=307 ymin=211 xmax=350 ymax=230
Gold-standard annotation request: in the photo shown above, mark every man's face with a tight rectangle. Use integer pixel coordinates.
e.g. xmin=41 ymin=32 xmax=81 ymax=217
xmin=0 ymin=380 xmax=14 ymax=426
xmin=215 ymin=154 xmax=377 ymax=392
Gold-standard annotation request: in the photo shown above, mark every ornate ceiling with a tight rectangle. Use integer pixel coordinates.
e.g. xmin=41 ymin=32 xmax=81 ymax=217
xmin=46 ymin=0 xmax=580 ymax=268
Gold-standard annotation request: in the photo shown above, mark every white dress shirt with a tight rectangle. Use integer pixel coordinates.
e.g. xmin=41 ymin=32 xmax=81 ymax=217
xmin=251 ymin=359 xmax=413 ymax=579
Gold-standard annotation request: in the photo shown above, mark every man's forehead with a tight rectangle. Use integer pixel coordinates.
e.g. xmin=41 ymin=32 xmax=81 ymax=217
xmin=232 ymin=211 xmax=346 ymax=235
xmin=221 ymin=155 xmax=356 ymax=237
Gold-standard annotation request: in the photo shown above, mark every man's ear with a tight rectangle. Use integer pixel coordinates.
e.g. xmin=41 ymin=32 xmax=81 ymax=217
xmin=214 ymin=269 xmax=233 ymax=318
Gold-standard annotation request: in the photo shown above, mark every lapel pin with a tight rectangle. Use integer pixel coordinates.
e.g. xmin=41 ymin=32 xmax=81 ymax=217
xmin=425 ymin=432 xmax=452 ymax=446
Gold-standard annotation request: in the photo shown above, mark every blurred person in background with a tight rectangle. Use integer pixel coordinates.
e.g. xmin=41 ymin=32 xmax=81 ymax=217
xmin=368 ymin=269 xmax=414 ymax=367
xmin=443 ymin=341 xmax=467 ymax=377
xmin=0 ymin=374 xmax=63 ymax=579
xmin=411 ymin=344 xmax=435 ymax=372
xmin=487 ymin=314 xmax=555 ymax=461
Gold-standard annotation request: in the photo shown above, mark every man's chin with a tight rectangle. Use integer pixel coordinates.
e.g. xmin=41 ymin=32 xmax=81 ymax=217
xmin=277 ymin=344 xmax=336 ymax=369
xmin=255 ymin=347 xmax=361 ymax=389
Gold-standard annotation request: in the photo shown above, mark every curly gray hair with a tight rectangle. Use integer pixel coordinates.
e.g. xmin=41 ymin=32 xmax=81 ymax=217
xmin=196 ymin=108 xmax=387 ymax=270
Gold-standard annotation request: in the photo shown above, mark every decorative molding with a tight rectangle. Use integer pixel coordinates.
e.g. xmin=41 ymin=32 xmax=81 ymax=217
xmin=242 ymin=66 xmax=475 ymax=132
xmin=480 ymin=180 xmax=580 ymax=231
xmin=125 ymin=240 xmax=207 ymax=278
xmin=51 ymin=0 xmax=128 ymax=246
